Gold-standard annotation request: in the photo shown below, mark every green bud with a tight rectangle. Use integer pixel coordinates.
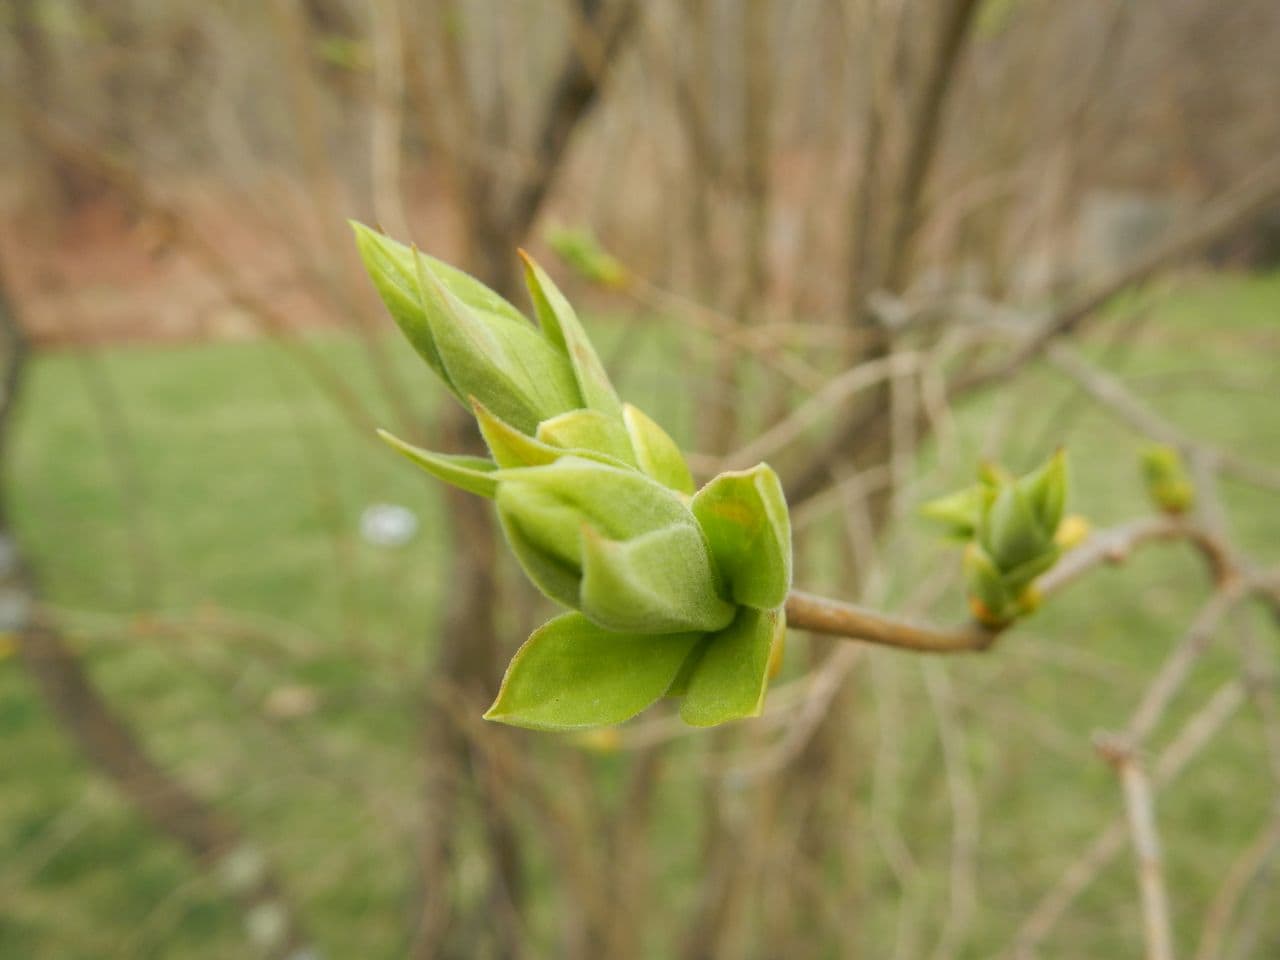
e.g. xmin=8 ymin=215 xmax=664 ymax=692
xmin=979 ymin=482 xmax=1050 ymax=571
xmin=1140 ymin=444 xmax=1195 ymax=514
xmin=1000 ymin=544 xmax=1061 ymax=595
xmin=622 ymin=403 xmax=695 ymax=494
xmin=495 ymin=458 xmax=734 ymax=634
xmin=353 ymin=224 xmax=581 ymax=433
xmin=1017 ymin=449 xmax=1067 ymax=536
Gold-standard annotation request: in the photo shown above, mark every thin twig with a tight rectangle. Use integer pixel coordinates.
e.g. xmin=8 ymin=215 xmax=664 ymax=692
xmin=1194 ymin=804 xmax=1280 ymax=960
xmin=1097 ymin=737 xmax=1178 ymax=960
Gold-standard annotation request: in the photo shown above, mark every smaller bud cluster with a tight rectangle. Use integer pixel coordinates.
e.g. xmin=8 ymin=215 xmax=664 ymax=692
xmin=354 ymin=225 xmax=791 ymax=730
xmin=1140 ymin=444 xmax=1195 ymax=515
xmin=922 ymin=452 xmax=1071 ymax=627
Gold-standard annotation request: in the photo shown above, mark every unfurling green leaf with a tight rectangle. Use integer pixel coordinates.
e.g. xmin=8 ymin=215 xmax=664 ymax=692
xmin=579 ymin=525 xmax=735 ymax=634
xmin=623 ymin=403 xmax=695 ymax=494
xmin=537 ymin=409 xmax=637 ymax=466
xmin=679 ymin=607 xmax=785 ymax=727
xmin=484 ymin=613 xmax=702 ymax=730
xmin=495 ymin=458 xmax=730 ymax=632
xmin=691 ymin=464 xmax=792 ymax=610
xmin=472 ymin=399 xmax=565 ymax=468
xmin=377 ymin=430 xmax=498 ymax=498
xmin=412 ymin=250 xmax=580 ymax=433
xmin=920 ymin=484 xmax=987 ymax=540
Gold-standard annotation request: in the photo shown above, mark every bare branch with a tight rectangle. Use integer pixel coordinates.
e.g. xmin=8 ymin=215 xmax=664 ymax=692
xmin=1096 ymin=738 xmax=1178 ymax=960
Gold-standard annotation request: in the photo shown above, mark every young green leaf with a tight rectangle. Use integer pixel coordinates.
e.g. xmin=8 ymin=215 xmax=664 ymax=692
xmin=623 ymin=403 xmax=695 ymax=494
xmin=679 ymin=607 xmax=784 ymax=727
xmin=495 ymin=458 xmax=724 ymax=626
xmin=691 ymin=464 xmax=792 ymax=610
xmin=920 ymin=484 xmax=986 ymax=540
xmin=413 ymin=250 xmax=580 ymax=433
xmin=472 ymin=399 xmax=566 ymax=468
xmin=377 ymin=429 xmax=498 ymax=498
xmin=579 ymin=525 xmax=736 ymax=634
xmin=536 ymin=409 xmax=637 ymax=466
xmin=519 ymin=251 xmax=623 ymax=420
xmin=484 ymin=613 xmax=703 ymax=730
xmin=352 ymin=223 xmax=527 ymax=387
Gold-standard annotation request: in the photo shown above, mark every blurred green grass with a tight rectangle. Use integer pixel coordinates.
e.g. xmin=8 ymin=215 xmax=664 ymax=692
xmin=2 ymin=270 xmax=1278 ymax=958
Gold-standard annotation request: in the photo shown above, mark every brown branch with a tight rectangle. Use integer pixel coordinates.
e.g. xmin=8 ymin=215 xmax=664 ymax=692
xmin=784 ymin=589 xmax=997 ymax=654
xmin=881 ymin=0 xmax=982 ymax=293
xmin=1010 ymin=680 xmax=1246 ymax=959
xmin=502 ymin=0 xmax=640 ymax=242
xmin=784 ymin=512 xmax=1239 ymax=654
xmin=1096 ymin=737 xmax=1177 ymax=960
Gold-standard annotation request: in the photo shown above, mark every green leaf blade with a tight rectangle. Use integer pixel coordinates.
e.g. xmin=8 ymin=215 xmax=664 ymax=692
xmin=691 ymin=464 xmax=792 ymax=610
xmin=679 ymin=607 xmax=784 ymax=727
xmin=484 ymin=613 xmax=703 ymax=730
xmin=623 ymin=403 xmax=695 ymax=493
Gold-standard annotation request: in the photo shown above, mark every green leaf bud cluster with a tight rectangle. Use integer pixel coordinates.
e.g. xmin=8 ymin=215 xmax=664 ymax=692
xmin=354 ymin=225 xmax=790 ymax=730
xmin=922 ymin=451 xmax=1069 ymax=627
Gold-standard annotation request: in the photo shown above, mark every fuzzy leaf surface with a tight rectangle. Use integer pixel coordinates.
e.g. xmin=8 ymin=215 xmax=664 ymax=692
xmin=579 ymin=526 xmax=736 ymax=634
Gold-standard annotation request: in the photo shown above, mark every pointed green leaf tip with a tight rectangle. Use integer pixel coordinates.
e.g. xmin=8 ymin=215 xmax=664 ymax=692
xmin=377 ymin=429 xmax=498 ymax=498
xmin=484 ymin=613 xmax=703 ymax=730
xmin=691 ymin=464 xmax=792 ymax=610
xmin=352 ymin=223 xmax=580 ymax=433
xmin=623 ymin=403 xmax=695 ymax=494
xmin=519 ymin=250 xmax=623 ymax=421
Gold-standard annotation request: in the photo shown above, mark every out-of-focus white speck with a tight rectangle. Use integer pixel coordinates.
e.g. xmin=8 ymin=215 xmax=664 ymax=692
xmin=359 ymin=504 xmax=419 ymax=547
